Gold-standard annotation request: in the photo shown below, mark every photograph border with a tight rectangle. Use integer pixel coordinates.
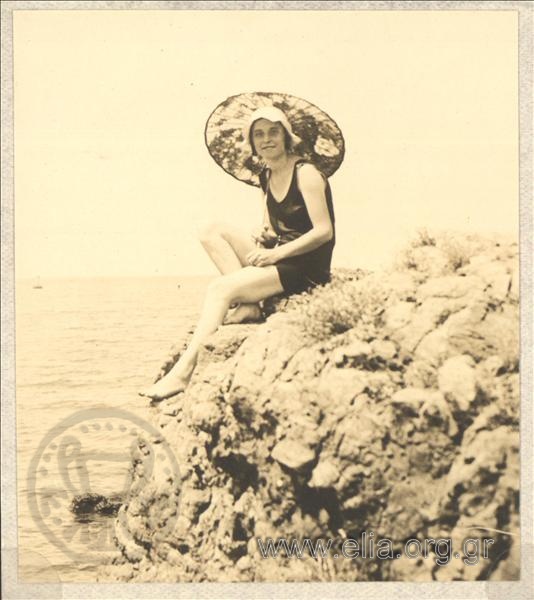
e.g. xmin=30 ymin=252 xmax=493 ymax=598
xmin=1 ymin=1 xmax=532 ymax=598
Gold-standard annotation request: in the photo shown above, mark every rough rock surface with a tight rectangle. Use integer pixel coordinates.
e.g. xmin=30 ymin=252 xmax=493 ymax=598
xmin=101 ymin=233 xmax=519 ymax=582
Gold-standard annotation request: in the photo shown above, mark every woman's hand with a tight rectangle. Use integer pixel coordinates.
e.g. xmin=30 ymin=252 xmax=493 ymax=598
xmin=251 ymin=225 xmax=278 ymax=248
xmin=246 ymin=247 xmax=280 ymax=267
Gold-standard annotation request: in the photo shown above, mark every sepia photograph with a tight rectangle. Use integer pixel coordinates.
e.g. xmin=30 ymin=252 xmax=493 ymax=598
xmin=1 ymin=1 xmax=532 ymax=598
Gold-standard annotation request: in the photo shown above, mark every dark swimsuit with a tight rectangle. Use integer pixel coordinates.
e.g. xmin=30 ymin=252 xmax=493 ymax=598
xmin=259 ymin=159 xmax=336 ymax=295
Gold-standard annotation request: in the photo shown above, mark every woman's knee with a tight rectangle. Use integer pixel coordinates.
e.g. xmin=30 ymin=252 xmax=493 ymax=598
xmin=197 ymin=220 xmax=228 ymax=246
xmin=206 ymin=274 xmax=238 ymax=304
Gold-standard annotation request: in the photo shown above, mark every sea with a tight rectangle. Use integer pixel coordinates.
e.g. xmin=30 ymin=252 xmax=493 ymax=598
xmin=14 ymin=276 xmax=210 ymax=583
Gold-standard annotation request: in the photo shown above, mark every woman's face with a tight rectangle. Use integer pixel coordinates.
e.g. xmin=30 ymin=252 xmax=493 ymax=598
xmin=251 ymin=119 xmax=288 ymax=160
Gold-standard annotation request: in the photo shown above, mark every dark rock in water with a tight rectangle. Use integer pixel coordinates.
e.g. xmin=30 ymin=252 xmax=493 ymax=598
xmin=70 ymin=493 xmax=122 ymax=517
xmin=94 ymin=497 xmax=123 ymax=516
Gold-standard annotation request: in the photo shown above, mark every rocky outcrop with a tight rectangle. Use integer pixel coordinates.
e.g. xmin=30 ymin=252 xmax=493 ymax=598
xmin=101 ymin=232 xmax=519 ymax=582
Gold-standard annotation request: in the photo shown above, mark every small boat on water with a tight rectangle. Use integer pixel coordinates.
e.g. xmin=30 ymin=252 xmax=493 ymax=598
xmin=32 ymin=277 xmax=43 ymax=289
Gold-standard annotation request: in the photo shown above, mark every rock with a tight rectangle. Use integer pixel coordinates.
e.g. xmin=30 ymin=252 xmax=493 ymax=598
xmin=438 ymin=355 xmax=477 ymax=411
xmin=415 ymin=300 xmax=489 ymax=367
xmin=285 ymin=413 xmax=322 ymax=449
xmin=160 ymin=396 xmax=183 ymax=417
xmin=445 ymin=304 xmax=507 ymax=362
xmin=417 ymin=275 xmax=484 ymax=300
xmin=393 ymin=298 xmax=459 ymax=353
xmin=265 ymin=381 xmax=321 ymax=430
xmin=465 ymin=254 xmax=492 ymax=268
xmin=403 ymin=358 xmax=438 ymax=388
xmin=383 ymin=271 xmax=418 ymax=300
xmin=381 ymin=479 xmax=429 ymax=540
xmin=308 ymin=460 xmax=340 ymax=488
xmin=384 ymin=301 xmax=415 ymax=330
xmin=442 ymin=427 xmax=518 ymax=514
xmin=336 ymin=413 xmax=385 ymax=458
xmin=318 ymin=368 xmax=368 ymax=407
xmin=236 ymin=556 xmax=252 ymax=571
xmin=70 ymin=493 xmax=122 ymax=517
xmin=390 ymin=387 xmax=458 ymax=436
xmin=332 ymin=340 xmax=372 ymax=367
xmin=187 ymin=400 xmax=223 ymax=432
xmin=271 ymin=440 xmax=316 ymax=472
xmin=390 ymin=553 xmax=434 ymax=581
xmin=341 ymin=340 xmax=372 ymax=359
xmin=445 ymin=301 xmax=487 ymax=331
xmin=114 ymin=513 xmax=146 ymax=562
xmin=370 ymin=339 xmax=397 ymax=360
xmin=430 ymin=424 xmax=519 ymax=582
xmin=477 ymin=355 xmax=505 ymax=378
xmin=420 ymin=393 xmax=458 ymax=437
xmin=156 ymin=413 xmax=173 ymax=429
xmin=180 ymin=487 xmax=211 ymax=521
xmin=102 ymin=237 xmax=519 ymax=584
xmin=475 ymin=307 xmax=519 ymax=369
xmin=414 ymin=326 xmax=450 ymax=366
xmin=282 ymin=345 xmax=329 ymax=381
xmin=229 ymin=316 xmax=308 ymax=401
xmin=201 ymin=324 xmax=255 ymax=362
xmin=473 ymin=261 xmax=511 ymax=302
xmin=488 ymin=512 xmax=521 ymax=580
xmin=390 ymin=387 xmax=442 ymax=408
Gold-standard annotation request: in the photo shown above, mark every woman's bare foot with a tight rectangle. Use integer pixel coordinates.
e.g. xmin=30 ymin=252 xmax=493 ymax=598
xmin=139 ymin=361 xmax=194 ymax=401
xmin=223 ymin=302 xmax=263 ymax=324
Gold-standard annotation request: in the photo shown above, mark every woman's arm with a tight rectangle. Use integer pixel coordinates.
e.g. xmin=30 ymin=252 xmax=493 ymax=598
xmin=246 ymin=164 xmax=333 ymax=266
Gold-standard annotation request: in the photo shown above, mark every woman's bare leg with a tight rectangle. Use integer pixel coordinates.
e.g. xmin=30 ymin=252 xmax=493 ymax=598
xmin=139 ymin=266 xmax=284 ymax=400
xmin=198 ymin=222 xmax=263 ymax=323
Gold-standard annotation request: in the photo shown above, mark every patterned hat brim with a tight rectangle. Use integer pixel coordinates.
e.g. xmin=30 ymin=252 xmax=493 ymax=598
xmin=205 ymin=91 xmax=345 ymax=188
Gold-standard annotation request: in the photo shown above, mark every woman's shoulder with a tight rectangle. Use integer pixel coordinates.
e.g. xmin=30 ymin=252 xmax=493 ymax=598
xmin=295 ymin=160 xmax=327 ymax=189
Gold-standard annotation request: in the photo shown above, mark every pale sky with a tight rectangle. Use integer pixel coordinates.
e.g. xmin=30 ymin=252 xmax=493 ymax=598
xmin=13 ymin=9 xmax=518 ymax=278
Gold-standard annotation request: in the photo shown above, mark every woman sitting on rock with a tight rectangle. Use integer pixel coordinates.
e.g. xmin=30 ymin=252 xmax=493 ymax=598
xmin=140 ymin=95 xmax=343 ymax=401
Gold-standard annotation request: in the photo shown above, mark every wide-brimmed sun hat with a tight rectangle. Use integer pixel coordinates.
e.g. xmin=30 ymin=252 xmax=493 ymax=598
xmin=205 ymin=91 xmax=345 ymax=187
